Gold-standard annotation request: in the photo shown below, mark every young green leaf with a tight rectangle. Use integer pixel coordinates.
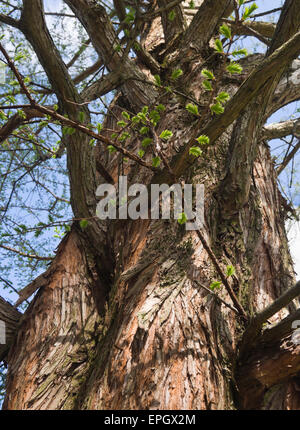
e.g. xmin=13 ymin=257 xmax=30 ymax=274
xmin=186 ymin=103 xmax=199 ymax=116
xmin=219 ymin=23 xmax=231 ymax=39
xmin=226 ymin=265 xmax=235 ymax=277
xmin=210 ymin=103 xmax=224 ymax=115
xmin=139 ymin=126 xmax=149 ymax=135
xmin=215 ymin=39 xmax=224 ymax=53
xmin=138 ymin=149 xmax=145 ymax=158
xmin=177 ymin=212 xmax=188 ymax=225
xmin=196 ymin=135 xmax=210 ymax=145
xmin=168 ymin=10 xmax=176 ymax=21
xmin=117 ymin=120 xmax=127 ymax=127
xmin=189 ymin=146 xmax=203 ymax=157
xmin=201 ymin=69 xmax=215 ymax=80
xmin=122 ymin=111 xmax=131 ymax=120
xmin=152 ymin=156 xmax=161 ymax=167
xmin=202 ymin=80 xmax=213 ymax=91
xmin=242 ymin=3 xmax=258 ymax=20
xmin=171 ymin=68 xmax=183 ymax=80
xmin=79 ymin=111 xmax=85 ymax=122
xmin=142 ymin=137 xmax=153 ymax=147
xmin=154 ymin=74 xmax=162 ymax=86
xmin=232 ymin=48 xmax=248 ymax=57
xmin=149 ymin=109 xmax=161 ymax=126
xmin=226 ymin=62 xmax=243 ymax=74
xmin=210 ymin=281 xmax=222 ymax=290
xmin=80 ymin=219 xmax=89 ymax=229
xmin=108 ymin=145 xmax=117 ymax=153
xmin=156 ymin=104 xmax=166 ymax=112
xmin=160 ymin=130 xmax=173 ymax=140
xmin=216 ymin=91 xmax=230 ymax=104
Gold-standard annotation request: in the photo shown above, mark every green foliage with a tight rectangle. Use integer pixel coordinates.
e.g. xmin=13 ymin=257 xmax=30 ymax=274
xmin=142 ymin=137 xmax=153 ymax=147
xmin=189 ymin=146 xmax=202 ymax=157
xmin=210 ymin=102 xmax=224 ymax=115
xmin=122 ymin=111 xmax=130 ymax=120
xmin=159 ymin=130 xmax=173 ymax=140
xmin=154 ymin=74 xmax=162 ymax=86
xmin=202 ymin=80 xmax=213 ymax=91
xmin=210 ymin=281 xmax=222 ymax=290
xmin=219 ymin=24 xmax=232 ymax=40
xmin=186 ymin=103 xmax=199 ymax=116
xmin=216 ymin=92 xmax=230 ymax=104
xmin=201 ymin=69 xmax=215 ymax=80
xmin=196 ymin=135 xmax=210 ymax=145
xmin=177 ymin=212 xmax=188 ymax=225
xmin=168 ymin=10 xmax=176 ymax=21
xmin=171 ymin=68 xmax=183 ymax=80
xmin=232 ymin=48 xmax=248 ymax=57
xmin=226 ymin=265 xmax=235 ymax=277
xmin=227 ymin=62 xmax=243 ymax=74
xmin=215 ymin=39 xmax=224 ymax=53
xmin=242 ymin=3 xmax=258 ymax=20
xmin=152 ymin=156 xmax=161 ymax=167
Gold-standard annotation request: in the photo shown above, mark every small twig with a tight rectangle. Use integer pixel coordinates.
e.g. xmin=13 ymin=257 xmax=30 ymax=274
xmin=239 ymin=280 xmax=300 ymax=357
xmin=194 ymin=280 xmax=239 ymax=315
xmin=196 ymin=229 xmax=247 ymax=319
xmin=0 ymin=244 xmax=53 ymax=261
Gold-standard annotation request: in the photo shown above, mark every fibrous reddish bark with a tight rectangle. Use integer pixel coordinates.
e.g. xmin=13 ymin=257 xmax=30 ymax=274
xmin=1 ymin=0 xmax=300 ymax=411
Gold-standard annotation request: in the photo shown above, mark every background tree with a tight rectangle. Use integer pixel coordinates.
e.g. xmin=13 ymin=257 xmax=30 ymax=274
xmin=0 ymin=0 xmax=300 ymax=410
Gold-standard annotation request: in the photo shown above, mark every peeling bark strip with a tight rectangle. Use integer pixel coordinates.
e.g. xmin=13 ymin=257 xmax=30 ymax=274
xmin=1 ymin=0 xmax=300 ymax=411
xmin=3 ymin=229 xmax=107 ymax=410
xmin=236 ymin=309 xmax=300 ymax=409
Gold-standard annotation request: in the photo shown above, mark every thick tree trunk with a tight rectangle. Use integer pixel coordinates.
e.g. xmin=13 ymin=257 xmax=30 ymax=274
xmin=3 ymin=108 xmax=298 ymax=410
xmin=2 ymin=0 xmax=300 ymax=411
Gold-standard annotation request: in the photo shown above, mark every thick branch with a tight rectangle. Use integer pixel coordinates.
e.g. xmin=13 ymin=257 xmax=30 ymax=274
xmin=277 ymin=139 xmax=300 ymax=175
xmin=174 ymin=29 xmax=300 ymax=177
xmin=158 ymin=0 xmax=185 ymax=45
xmin=180 ymin=0 xmax=231 ymax=51
xmin=64 ymin=0 xmax=158 ymax=110
xmin=262 ymin=118 xmax=300 ymax=140
xmin=268 ymin=59 xmax=300 ymax=117
xmin=236 ymin=307 xmax=300 ymax=409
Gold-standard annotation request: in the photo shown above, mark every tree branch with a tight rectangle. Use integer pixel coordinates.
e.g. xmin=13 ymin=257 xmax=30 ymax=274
xmin=236 ymin=306 xmax=300 ymax=409
xmin=174 ymin=29 xmax=300 ymax=177
xmin=180 ymin=0 xmax=231 ymax=51
xmin=157 ymin=0 xmax=185 ymax=46
xmin=64 ymin=0 xmax=158 ymax=110
xmin=262 ymin=118 xmax=300 ymax=140
xmin=268 ymin=59 xmax=300 ymax=117
xmin=277 ymin=139 xmax=300 ymax=175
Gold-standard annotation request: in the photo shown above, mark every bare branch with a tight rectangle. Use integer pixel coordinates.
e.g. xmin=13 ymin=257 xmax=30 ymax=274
xmin=180 ymin=0 xmax=231 ymax=51
xmin=0 ymin=244 xmax=53 ymax=261
xmin=268 ymin=59 xmax=300 ymax=117
xmin=64 ymin=0 xmax=158 ymax=109
xmin=157 ymin=0 xmax=185 ymax=45
xmin=174 ymin=30 xmax=300 ymax=177
xmin=262 ymin=118 xmax=300 ymax=140
xmin=277 ymin=140 xmax=300 ymax=175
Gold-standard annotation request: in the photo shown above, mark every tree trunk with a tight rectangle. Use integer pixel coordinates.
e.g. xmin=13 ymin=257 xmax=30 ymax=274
xmin=1 ymin=0 xmax=300 ymax=410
